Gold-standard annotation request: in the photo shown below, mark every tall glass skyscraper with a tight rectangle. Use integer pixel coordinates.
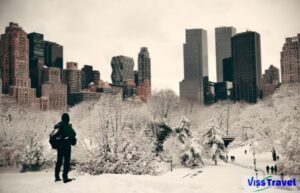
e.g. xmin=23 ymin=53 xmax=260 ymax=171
xmin=179 ymin=29 xmax=208 ymax=104
xmin=232 ymin=31 xmax=262 ymax=103
xmin=215 ymin=26 xmax=236 ymax=82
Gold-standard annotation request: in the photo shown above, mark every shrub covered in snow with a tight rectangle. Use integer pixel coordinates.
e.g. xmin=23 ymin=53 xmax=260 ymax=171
xmin=77 ymin=96 xmax=156 ymax=175
xmin=21 ymin=143 xmax=46 ymax=172
xmin=163 ymin=117 xmax=204 ymax=167
xmin=203 ymin=119 xmax=226 ymax=165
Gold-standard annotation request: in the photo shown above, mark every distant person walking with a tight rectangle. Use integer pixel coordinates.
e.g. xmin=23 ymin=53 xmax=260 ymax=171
xmin=274 ymin=165 xmax=277 ymax=174
xmin=270 ymin=166 xmax=274 ymax=174
xmin=266 ymin=165 xmax=270 ymax=174
xmin=53 ymin=113 xmax=77 ymax=183
xmin=245 ymin=150 xmax=247 ymax=154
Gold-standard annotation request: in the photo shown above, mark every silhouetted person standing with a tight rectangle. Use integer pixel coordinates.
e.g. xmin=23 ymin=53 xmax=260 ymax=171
xmin=274 ymin=165 xmax=277 ymax=174
xmin=54 ymin=113 xmax=76 ymax=183
xmin=266 ymin=165 xmax=270 ymax=174
xmin=270 ymin=166 xmax=274 ymax=174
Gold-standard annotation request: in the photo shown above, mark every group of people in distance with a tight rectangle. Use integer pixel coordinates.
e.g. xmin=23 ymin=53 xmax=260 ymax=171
xmin=266 ymin=165 xmax=277 ymax=174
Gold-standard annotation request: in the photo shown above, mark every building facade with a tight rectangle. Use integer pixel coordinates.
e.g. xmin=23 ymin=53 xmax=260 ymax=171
xmin=41 ymin=83 xmax=67 ymax=111
xmin=68 ymin=92 xmax=101 ymax=106
xmin=62 ymin=62 xmax=81 ymax=104
xmin=180 ymin=29 xmax=208 ymax=104
xmin=137 ymin=47 xmax=151 ymax=102
xmin=92 ymin=70 xmax=100 ymax=85
xmin=41 ymin=67 xmax=67 ymax=111
xmin=280 ymin=34 xmax=300 ymax=84
xmin=223 ymin=57 xmax=233 ymax=82
xmin=231 ymin=31 xmax=263 ymax=103
xmin=28 ymin=32 xmax=45 ymax=97
xmin=262 ymin=64 xmax=280 ymax=97
xmin=263 ymin=65 xmax=280 ymax=86
xmin=0 ymin=22 xmax=38 ymax=108
xmin=111 ymin=56 xmax=134 ymax=85
xmin=81 ymin=65 xmax=93 ymax=89
xmin=215 ymin=27 xmax=236 ymax=82
xmin=44 ymin=41 xmax=63 ymax=69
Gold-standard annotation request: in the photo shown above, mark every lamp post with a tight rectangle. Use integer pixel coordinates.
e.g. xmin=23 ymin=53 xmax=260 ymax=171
xmin=253 ymin=150 xmax=258 ymax=188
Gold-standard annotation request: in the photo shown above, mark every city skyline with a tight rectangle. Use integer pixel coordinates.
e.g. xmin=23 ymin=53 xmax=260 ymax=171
xmin=0 ymin=0 xmax=299 ymax=94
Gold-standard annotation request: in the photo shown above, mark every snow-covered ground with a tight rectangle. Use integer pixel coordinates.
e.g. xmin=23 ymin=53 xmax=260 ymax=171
xmin=0 ymin=143 xmax=298 ymax=193
xmin=228 ymin=143 xmax=279 ymax=174
xmin=0 ymin=162 xmax=298 ymax=193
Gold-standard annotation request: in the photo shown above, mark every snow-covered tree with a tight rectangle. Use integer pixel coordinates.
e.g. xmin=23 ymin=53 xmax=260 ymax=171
xmin=163 ymin=117 xmax=204 ymax=167
xmin=203 ymin=119 xmax=226 ymax=165
xmin=78 ymin=95 xmax=156 ymax=175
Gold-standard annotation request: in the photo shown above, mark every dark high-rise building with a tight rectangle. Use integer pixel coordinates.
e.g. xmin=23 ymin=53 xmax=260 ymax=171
xmin=262 ymin=65 xmax=280 ymax=97
xmin=28 ymin=32 xmax=45 ymax=97
xmin=215 ymin=27 xmax=236 ymax=82
xmin=111 ymin=56 xmax=134 ymax=85
xmin=263 ymin=65 xmax=280 ymax=85
xmin=81 ymin=65 xmax=93 ymax=89
xmin=203 ymin=76 xmax=215 ymax=105
xmin=231 ymin=31 xmax=263 ymax=103
xmin=280 ymin=34 xmax=300 ymax=84
xmin=0 ymin=22 xmax=37 ymax=107
xmin=0 ymin=69 xmax=2 ymax=95
xmin=92 ymin=70 xmax=100 ymax=85
xmin=214 ymin=81 xmax=233 ymax=101
xmin=179 ymin=29 xmax=208 ymax=104
xmin=223 ymin=57 xmax=233 ymax=82
xmin=44 ymin=41 xmax=63 ymax=69
xmin=138 ymin=47 xmax=151 ymax=85
xmin=137 ymin=47 xmax=151 ymax=102
xmin=134 ymin=70 xmax=138 ymax=86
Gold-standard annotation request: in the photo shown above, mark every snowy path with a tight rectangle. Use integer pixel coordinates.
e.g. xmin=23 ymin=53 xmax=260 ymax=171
xmin=0 ymin=162 xmax=297 ymax=193
xmin=228 ymin=144 xmax=279 ymax=175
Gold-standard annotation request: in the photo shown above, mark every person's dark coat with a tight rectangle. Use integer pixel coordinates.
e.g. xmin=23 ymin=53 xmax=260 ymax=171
xmin=54 ymin=114 xmax=76 ymax=182
xmin=266 ymin=165 xmax=270 ymax=174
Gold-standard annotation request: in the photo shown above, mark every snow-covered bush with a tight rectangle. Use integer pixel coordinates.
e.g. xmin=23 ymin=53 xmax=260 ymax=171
xmin=77 ymin=95 xmax=156 ymax=175
xmin=20 ymin=143 xmax=46 ymax=172
xmin=163 ymin=117 xmax=204 ymax=167
xmin=203 ymin=119 xmax=226 ymax=165
xmin=0 ymin=104 xmax=57 ymax=170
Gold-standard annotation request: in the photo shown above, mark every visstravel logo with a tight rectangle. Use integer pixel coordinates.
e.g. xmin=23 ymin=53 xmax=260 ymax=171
xmin=247 ymin=176 xmax=297 ymax=192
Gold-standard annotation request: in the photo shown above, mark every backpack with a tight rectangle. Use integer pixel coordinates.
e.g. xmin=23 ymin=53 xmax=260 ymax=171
xmin=49 ymin=129 xmax=61 ymax=149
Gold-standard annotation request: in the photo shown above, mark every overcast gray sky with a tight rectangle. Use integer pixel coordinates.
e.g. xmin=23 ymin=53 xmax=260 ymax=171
xmin=0 ymin=0 xmax=299 ymax=93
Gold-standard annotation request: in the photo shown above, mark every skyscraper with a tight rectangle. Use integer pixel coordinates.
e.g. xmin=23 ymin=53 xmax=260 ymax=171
xmin=232 ymin=31 xmax=263 ymax=103
xmin=62 ymin=62 xmax=81 ymax=104
xmin=28 ymin=32 xmax=45 ymax=97
xmin=111 ymin=56 xmax=134 ymax=85
xmin=138 ymin=47 xmax=151 ymax=85
xmin=44 ymin=41 xmax=63 ymax=69
xmin=280 ymin=34 xmax=300 ymax=84
xmin=0 ymin=22 xmax=37 ymax=107
xmin=179 ymin=29 xmax=208 ymax=103
xmin=137 ymin=47 xmax=151 ymax=102
xmin=215 ymin=27 xmax=236 ymax=82
xmin=263 ymin=65 xmax=280 ymax=85
xmin=92 ymin=70 xmax=100 ymax=85
xmin=81 ymin=65 xmax=93 ymax=89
